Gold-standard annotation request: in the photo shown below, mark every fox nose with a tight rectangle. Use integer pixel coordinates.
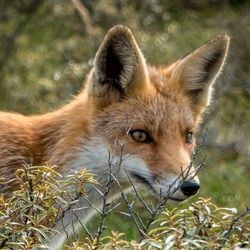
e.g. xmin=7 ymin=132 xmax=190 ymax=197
xmin=180 ymin=180 xmax=200 ymax=196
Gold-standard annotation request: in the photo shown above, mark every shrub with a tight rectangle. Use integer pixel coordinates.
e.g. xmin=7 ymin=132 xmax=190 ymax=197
xmin=0 ymin=165 xmax=249 ymax=249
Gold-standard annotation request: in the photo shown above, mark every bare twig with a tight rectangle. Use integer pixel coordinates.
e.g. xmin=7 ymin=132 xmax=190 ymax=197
xmin=224 ymin=205 xmax=250 ymax=239
xmin=94 ymin=150 xmax=116 ymax=246
xmin=70 ymin=0 xmax=100 ymax=36
xmin=71 ymin=209 xmax=93 ymax=241
xmin=111 ymin=172 xmax=147 ymax=238
xmin=124 ymin=168 xmax=153 ymax=215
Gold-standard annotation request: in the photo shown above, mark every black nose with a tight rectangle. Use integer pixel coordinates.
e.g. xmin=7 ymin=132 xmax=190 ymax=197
xmin=180 ymin=180 xmax=200 ymax=196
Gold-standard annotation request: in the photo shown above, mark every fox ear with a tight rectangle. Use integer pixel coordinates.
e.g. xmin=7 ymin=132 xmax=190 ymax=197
xmin=171 ymin=35 xmax=230 ymax=116
xmin=89 ymin=25 xmax=149 ymax=102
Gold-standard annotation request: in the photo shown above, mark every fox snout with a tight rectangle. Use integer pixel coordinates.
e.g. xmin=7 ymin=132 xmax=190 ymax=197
xmin=153 ymin=174 xmax=201 ymax=202
xmin=122 ymin=155 xmax=200 ymax=202
xmin=128 ymin=167 xmax=200 ymax=202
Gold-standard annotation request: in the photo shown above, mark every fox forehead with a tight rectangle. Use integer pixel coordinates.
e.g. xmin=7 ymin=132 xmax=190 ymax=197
xmin=94 ymin=68 xmax=196 ymax=138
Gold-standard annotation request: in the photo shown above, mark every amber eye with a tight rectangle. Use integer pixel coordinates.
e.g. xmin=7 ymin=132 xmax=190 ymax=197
xmin=186 ymin=132 xmax=193 ymax=144
xmin=130 ymin=129 xmax=152 ymax=143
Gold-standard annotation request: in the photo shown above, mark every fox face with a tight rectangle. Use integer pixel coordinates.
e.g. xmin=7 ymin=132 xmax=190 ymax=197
xmin=91 ymin=92 xmax=198 ymax=202
xmin=71 ymin=26 xmax=230 ymax=202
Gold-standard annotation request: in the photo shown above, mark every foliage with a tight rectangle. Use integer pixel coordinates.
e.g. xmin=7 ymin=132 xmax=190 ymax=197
xmin=0 ymin=165 xmax=96 ymax=249
xmin=86 ymin=198 xmax=250 ymax=249
xmin=0 ymin=165 xmax=249 ymax=249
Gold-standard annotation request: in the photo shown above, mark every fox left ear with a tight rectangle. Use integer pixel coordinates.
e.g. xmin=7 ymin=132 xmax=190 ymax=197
xmin=88 ymin=25 xmax=149 ymax=103
xmin=171 ymin=35 xmax=230 ymax=116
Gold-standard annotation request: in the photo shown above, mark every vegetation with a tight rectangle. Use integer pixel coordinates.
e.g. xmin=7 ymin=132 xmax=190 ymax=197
xmin=0 ymin=165 xmax=249 ymax=249
xmin=0 ymin=0 xmax=250 ymax=248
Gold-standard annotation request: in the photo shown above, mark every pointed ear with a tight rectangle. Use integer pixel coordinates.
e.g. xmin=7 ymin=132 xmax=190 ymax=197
xmin=88 ymin=25 xmax=149 ymax=103
xmin=171 ymin=35 xmax=230 ymax=116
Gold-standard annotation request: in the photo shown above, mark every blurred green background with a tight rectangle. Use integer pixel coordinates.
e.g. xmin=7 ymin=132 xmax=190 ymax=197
xmin=0 ymin=0 xmax=250 ymax=240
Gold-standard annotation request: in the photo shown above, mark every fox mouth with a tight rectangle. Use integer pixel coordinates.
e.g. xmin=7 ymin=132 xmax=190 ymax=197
xmin=131 ymin=172 xmax=157 ymax=195
xmin=130 ymin=172 xmax=186 ymax=202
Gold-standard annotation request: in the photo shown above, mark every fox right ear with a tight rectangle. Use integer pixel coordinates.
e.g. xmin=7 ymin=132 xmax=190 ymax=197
xmin=171 ymin=35 xmax=230 ymax=117
xmin=88 ymin=25 xmax=149 ymax=103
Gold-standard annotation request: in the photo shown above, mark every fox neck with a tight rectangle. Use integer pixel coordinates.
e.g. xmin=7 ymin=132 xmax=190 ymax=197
xmin=32 ymin=93 xmax=93 ymax=171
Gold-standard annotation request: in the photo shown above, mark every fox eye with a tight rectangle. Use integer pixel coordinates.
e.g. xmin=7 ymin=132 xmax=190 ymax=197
xmin=130 ymin=129 xmax=152 ymax=143
xmin=186 ymin=132 xmax=193 ymax=144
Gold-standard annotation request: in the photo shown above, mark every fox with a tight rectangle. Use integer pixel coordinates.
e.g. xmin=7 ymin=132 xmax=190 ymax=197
xmin=0 ymin=25 xmax=229 ymax=248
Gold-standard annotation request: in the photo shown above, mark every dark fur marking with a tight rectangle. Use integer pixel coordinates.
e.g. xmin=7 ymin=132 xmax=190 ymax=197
xmin=99 ymin=39 xmax=129 ymax=97
xmin=100 ymin=40 xmax=123 ymax=85
xmin=198 ymin=50 xmax=223 ymax=83
xmin=188 ymin=88 xmax=204 ymax=99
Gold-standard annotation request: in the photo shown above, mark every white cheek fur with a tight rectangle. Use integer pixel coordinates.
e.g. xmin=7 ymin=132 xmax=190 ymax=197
xmin=67 ymin=137 xmax=198 ymax=199
xmin=68 ymin=137 xmax=152 ymax=185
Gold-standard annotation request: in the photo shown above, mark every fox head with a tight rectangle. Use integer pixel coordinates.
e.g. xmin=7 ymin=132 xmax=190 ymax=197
xmin=77 ymin=25 xmax=229 ymax=202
